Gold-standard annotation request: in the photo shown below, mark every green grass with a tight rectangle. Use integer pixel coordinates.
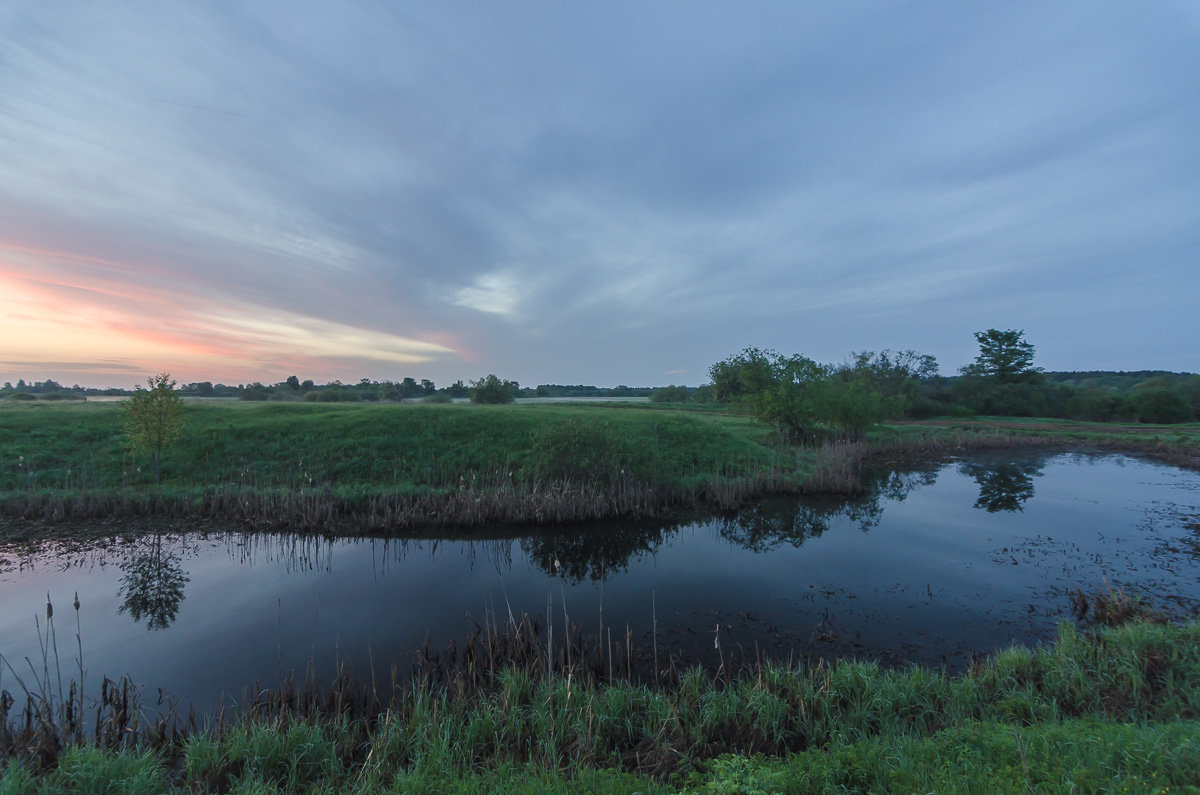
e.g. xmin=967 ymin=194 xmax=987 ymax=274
xmin=0 ymin=401 xmax=805 ymax=531
xmin=0 ymin=401 xmax=783 ymax=491
xmin=3 ymin=618 xmax=1198 ymax=793
xmin=2 ymin=401 xmax=1196 ymax=533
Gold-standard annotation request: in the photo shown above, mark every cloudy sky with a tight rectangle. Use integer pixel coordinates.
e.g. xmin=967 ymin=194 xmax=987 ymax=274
xmin=2 ymin=1 xmax=1197 ymax=389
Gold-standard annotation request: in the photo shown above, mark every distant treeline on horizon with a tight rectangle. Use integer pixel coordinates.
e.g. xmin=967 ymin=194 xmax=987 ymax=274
xmin=3 ymin=369 xmax=1199 ymax=424
xmin=0 ymin=377 xmax=669 ymax=401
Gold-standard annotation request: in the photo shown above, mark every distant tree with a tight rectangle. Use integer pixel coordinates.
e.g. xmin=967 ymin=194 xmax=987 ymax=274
xmin=445 ymin=380 xmax=470 ymax=398
xmin=420 ymin=379 xmax=436 ymax=396
xmin=709 ymin=347 xmax=784 ymax=403
xmin=398 ymin=377 xmax=423 ymax=399
xmin=650 ymin=385 xmax=691 ymax=403
xmin=239 ymin=382 xmax=271 ymax=401
xmin=123 ymin=373 xmax=186 ymax=484
xmin=470 ymin=374 xmax=519 ymax=404
xmin=300 ymin=379 xmax=315 ymax=392
xmin=961 ymin=329 xmax=1041 ymax=382
xmin=285 ymin=375 xmax=301 ymax=392
xmin=1133 ymin=388 xmax=1193 ymax=424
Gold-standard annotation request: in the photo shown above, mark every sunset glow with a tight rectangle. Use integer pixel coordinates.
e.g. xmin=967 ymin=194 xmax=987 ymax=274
xmin=1 ymin=2 xmax=1197 ymax=388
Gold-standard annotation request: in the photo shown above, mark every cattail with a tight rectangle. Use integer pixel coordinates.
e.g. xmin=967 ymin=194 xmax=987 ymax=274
xmin=46 ymin=594 xmax=53 ymax=620
xmin=74 ymin=591 xmax=80 ymax=612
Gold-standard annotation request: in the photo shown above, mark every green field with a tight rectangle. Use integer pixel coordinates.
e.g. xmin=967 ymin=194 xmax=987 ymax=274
xmin=2 ymin=399 xmax=1197 ymax=535
xmin=0 ymin=400 xmax=804 ymax=533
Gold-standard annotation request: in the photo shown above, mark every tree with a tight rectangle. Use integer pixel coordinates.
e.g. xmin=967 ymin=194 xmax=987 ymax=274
xmin=397 ymin=377 xmax=423 ymax=399
xmin=709 ymin=348 xmax=832 ymax=441
xmin=961 ymin=329 xmax=1040 ymax=382
xmin=123 ymin=373 xmax=186 ymax=484
xmin=470 ymin=374 xmax=519 ymax=404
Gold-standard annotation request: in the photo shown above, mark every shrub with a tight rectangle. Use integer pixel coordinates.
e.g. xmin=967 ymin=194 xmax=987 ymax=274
xmin=650 ymin=385 xmax=690 ymax=403
xmin=470 ymin=374 xmax=519 ymax=404
xmin=1133 ymin=388 xmax=1193 ymax=424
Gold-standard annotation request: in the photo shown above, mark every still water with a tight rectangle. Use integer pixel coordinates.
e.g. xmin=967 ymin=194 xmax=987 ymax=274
xmin=1 ymin=451 xmax=1197 ymax=713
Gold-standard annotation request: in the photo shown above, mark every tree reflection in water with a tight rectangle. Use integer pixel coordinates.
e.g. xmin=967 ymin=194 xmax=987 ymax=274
xmin=117 ymin=534 xmax=190 ymax=630
xmin=523 ymin=462 xmax=943 ymax=577
xmin=719 ymin=464 xmax=938 ymax=552
xmin=959 ymin=458 xmax=1046 ymax=512
xmin=522 ymin=522 xmax=677 ymax=583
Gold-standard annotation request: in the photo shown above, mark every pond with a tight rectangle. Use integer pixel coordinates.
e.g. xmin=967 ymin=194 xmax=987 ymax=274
xmin=1 ymin=450 xmax=1197 ymax=714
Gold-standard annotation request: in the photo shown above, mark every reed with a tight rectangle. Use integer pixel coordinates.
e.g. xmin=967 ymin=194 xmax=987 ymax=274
xmin=3 ymin=589 xmax=1197 ymax=790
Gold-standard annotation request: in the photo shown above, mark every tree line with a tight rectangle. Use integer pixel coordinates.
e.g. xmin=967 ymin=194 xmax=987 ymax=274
xmin=709 ymin=329 xmax=1200 ymax=441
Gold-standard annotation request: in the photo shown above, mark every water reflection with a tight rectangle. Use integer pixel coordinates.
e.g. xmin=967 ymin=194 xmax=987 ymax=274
xmin=960 ymin=458 xmax=1045 ymax=512
xmin=117 ymin=535 xmax=190 ymax=630
xmin=717 ymin=463 xmax=939 ymax=552
xmin=2 ymin=451 xmax=1198 ymax=714
xmin=522 ymin=523 xmax=674 ymax=582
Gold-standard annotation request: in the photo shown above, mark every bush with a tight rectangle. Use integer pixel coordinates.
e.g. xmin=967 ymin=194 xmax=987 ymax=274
xmin=1133 ymin=388 xmax=1193 ymax=424
xmin=470 ymin=374 xmax=519 ymax=404
xmin=650 ymin=385 xmax=690 ymax=403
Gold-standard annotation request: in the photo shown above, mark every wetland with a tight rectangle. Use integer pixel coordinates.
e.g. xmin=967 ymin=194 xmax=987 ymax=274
xmin=2 ymin=449 xmax=1197 ymax=715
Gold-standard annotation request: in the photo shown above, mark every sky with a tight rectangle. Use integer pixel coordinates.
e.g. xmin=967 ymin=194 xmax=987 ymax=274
xmin=2 ymin=1 xmax=1198 ymax=389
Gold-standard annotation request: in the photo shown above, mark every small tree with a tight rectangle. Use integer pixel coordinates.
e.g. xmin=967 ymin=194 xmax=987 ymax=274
xmin=470 ymin=374 xmax=519 ymax=404
xmin=123 ymin=373 xmax=186 ymax=484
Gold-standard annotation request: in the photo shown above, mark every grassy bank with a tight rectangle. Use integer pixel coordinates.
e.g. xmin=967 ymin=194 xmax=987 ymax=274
xmin=1 ymin=400 xmax=1197 ymax=534
xmin=0 ymin=401 xmax=797 ymax=533
xmin=2 ymin=616 xmax=1197 ymax=792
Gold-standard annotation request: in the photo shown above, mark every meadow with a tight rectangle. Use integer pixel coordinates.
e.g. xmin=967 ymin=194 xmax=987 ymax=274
xmin=3 ymin=400 xmax=1200 ymax=792
xmin=1 ymin=399 xmax=1197 ymax=536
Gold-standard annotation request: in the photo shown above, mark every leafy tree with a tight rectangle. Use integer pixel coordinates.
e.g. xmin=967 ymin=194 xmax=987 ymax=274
xmin=123 ymin=373 xmax=186 ymax=484
xmin=818 ymin=374 xmax=903 ymax=441
xmin=709 ymin=348 xmax=831 ymax=441
xmin=420 ymin=379 xmax=436 ymax=396
xmin=284 ymin=375 xmax=301 ymax=391
xmin=445 ymin=380 xmax=470 ymax=398
xmin=398 ymin=377 xmax=423 ymax=399
xmin=470 ymin=374 xmax=519 ymax=404
xmin=709 ymin=347 xmax=783 ymax=402
xmin=961 ymin=329 xmax=1041 ymax=382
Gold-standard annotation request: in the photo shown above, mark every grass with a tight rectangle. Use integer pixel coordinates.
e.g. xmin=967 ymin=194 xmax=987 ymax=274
xmin=2 ymin=400 xmax=1197 ymax=535
xmin=2 ymin=616 xmax=1198 ymax=792
xmin=0 ymin=401 xmax=799 ymax=533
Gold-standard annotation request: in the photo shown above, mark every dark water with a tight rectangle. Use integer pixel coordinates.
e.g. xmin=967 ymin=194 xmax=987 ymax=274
xmin=1 ymin=451 xmax=1197 ymax=713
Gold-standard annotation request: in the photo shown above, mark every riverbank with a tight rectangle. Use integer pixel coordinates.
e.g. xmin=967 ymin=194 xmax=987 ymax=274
xmin=2 ymin=613 xmax=1197 ymax=792
xmin=1 ymin=401 xmax=1197 ymax=537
